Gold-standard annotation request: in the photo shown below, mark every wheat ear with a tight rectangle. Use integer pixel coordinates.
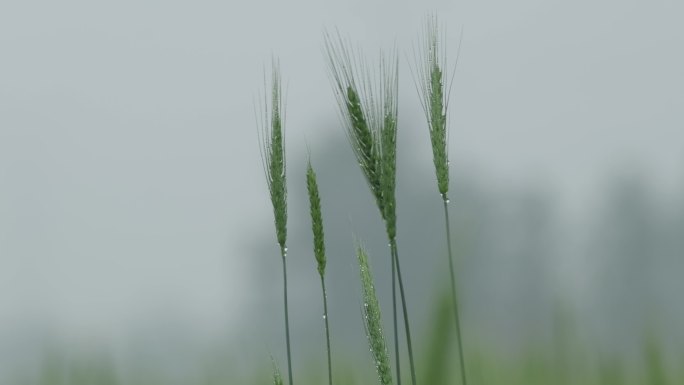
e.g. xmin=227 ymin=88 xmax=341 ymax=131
xmin=257 ymin=60 xmax=293 ymax=385
xmin=325 ymin=33 xmax=418 ymax=385
xmin=357 ymin=245 xmax=393 ymax=385
xmin=411 ymin=15 xmax=467 ymax=385
xmin=306 ymin=159 xmax=333 ymax=385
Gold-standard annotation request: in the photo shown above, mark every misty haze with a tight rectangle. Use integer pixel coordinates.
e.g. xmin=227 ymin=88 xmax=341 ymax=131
xmin=1 ymin=0 xmax=683 ymax=384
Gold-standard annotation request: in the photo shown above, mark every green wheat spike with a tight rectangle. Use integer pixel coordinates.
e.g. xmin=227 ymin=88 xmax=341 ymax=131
xmin=357 ymin=245 xmax=393 ymax=385
xmin=306 ymin=159 xmax=333 ymax=385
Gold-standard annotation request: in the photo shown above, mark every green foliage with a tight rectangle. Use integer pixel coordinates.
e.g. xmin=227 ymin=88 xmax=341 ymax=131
xmin=420 ymin=291 xmax=453 ymax=385
xmin=19 ymin=305 xmax=684 ymax=385
xmin=644 ymin=334 xmax=668 ymax=385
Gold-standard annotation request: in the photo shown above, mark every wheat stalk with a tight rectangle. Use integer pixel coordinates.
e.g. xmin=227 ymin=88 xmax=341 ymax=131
xmin=257 ymin=60 xmax=294 ymax=385
xmin=357 ymin=245 xmax=393 ymax=385
xmin=325 ymin=32 xmax=417 ymax=385
xmin=306 ymin=158 xmax=333 ymax=385
xmin=411 ymin=15 xmax=467 ymax=385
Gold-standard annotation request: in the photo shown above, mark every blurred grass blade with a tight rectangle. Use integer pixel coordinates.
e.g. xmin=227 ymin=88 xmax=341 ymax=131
xmin=273 ymin=363 xmax=284 ymax=385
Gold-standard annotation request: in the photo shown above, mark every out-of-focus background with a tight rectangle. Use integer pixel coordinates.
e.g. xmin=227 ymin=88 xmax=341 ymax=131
xmin=1 ymin=0 xmax=682 ymax=384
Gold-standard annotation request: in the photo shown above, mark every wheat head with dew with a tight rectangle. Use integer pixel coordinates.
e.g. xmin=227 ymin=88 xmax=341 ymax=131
xmin=325 ymin=32 xmax=417 ymax=385
xmin=257 ymin=60 xmax=294 ymax=385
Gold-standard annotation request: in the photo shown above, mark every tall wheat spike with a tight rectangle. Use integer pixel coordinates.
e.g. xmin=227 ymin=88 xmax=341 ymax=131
xmin=411 ymin=15 xmax=467 ymax=385
xmin=325 ymin=32 xmax=417 ymax=385
xmin=257 ymin=60 xmax=294 ymax=385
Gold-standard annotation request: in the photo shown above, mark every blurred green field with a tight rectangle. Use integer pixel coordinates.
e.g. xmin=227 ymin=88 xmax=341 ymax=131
xmin=14 ymin=291 xmax=682 ymax=385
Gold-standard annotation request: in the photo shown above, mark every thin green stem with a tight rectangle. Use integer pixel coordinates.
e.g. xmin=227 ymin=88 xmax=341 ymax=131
xmin=442 ymin=197 xmax=467 ymax=385
xmin=320 ymin=275 xmax=333 ymax=385
xmin=390 ymin=239 xmax=417 ymax=385
xmin=281 ymin=249 xmax=294 ymax=385
xmin=391 ymin=247 xmax=401 ymax=385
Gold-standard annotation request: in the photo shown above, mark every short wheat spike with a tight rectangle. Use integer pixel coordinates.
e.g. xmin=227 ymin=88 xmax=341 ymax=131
xmin=257 ymin=61 xmax=293 ymax=385
xmin=306 ymin=159 xmax=333 ymax=385
xmin=357 ymin=245 xmax=393 ymax=385
xmin=306 ymin=159 xmax=326 ymax=276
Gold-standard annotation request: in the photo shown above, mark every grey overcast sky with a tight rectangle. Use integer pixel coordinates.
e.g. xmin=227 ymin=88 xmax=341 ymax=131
xmin=1 ymin=0 xmax=682 ymax=348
